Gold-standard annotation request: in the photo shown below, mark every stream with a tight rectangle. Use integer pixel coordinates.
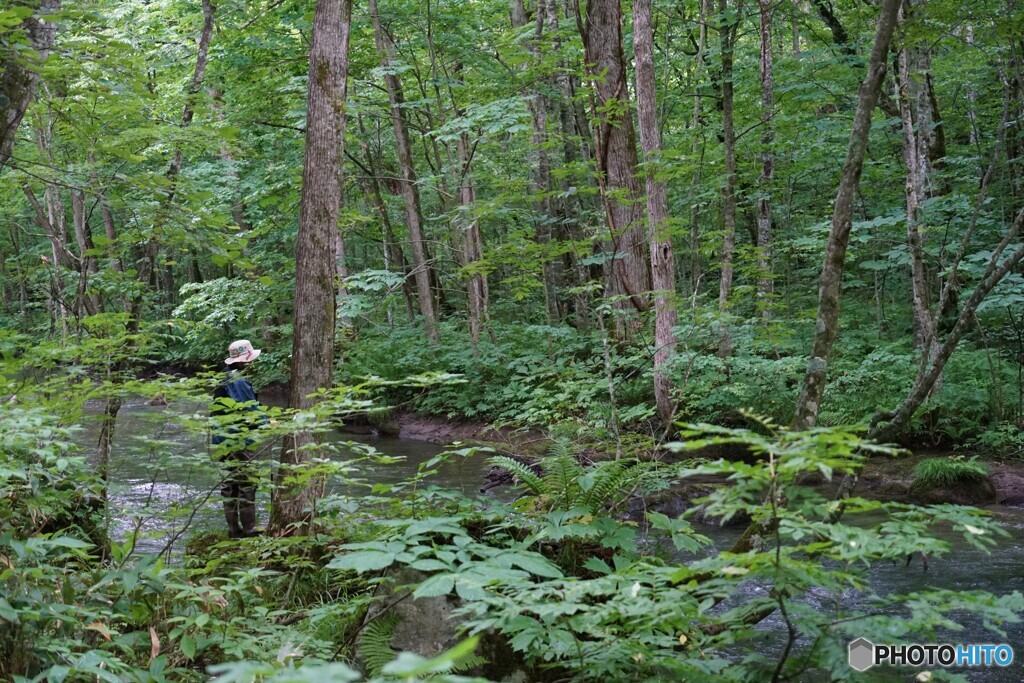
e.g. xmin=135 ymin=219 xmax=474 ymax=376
xmin=80 ymin=397 xmax=1024 ymax=682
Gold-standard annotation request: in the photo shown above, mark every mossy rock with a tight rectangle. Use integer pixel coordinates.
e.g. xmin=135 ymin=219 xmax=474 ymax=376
xmin=363 ymin=567 xmax=559 ymax=681
xmin=908 ymin=456 xmax=996 ymax=505
xmin=907 ymin=477 xmax=997 ymax=505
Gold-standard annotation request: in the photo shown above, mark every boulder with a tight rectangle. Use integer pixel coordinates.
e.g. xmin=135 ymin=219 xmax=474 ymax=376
xmin=362 ymin=568 xmax=541 ymax=682
xmin=991 ymin=470 xmax=1024 ymax=506
xmin=907 ymin=477 xmax=998 ymax=506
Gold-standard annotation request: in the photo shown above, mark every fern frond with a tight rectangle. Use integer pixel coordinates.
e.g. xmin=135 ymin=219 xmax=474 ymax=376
xmin=487 ymin=455 xmax=544 ymax=495
xmin=359 ymin=611 xmax=400 ymax=677
xmin=548 ymin=437 xmax=576 ymax=460
xmin=580 ymin=459 xmax=646 ymax=513
xmin=542 ymin=455 xmax=584 ymax=508
xmin=449 ymin=652 xmax=487 ymax=673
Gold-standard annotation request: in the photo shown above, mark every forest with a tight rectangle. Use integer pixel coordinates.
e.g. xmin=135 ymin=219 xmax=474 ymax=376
xmin=2 ymin=0 xmax=1024 ymax=680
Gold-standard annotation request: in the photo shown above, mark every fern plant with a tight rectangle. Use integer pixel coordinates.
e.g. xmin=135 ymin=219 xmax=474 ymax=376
xmin=358 ymin=612 xmax=401 ymax=677
xmin=357 ymin=610 xmax=485 ymax=678
xmin=488 ymin=439 xmax=651 ymax=515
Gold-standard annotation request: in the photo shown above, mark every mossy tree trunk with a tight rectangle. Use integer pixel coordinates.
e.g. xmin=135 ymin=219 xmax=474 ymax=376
xmin=270 ymin=0 xmax=352 ymax=533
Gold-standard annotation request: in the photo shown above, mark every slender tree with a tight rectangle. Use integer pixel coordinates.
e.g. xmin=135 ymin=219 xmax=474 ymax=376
xmin=791 ymin=0 xmax=902 ymax=430
xmin=457 ymin=131 xmax=488 ymax=352
xmin=270 ymin=0 xmax=353 ymax=532
xmin=633 ymin=0 xmax=677 ymax=428
xmin=756 ymin=0 xmax=774 ymax=317
xmin=716 ymin=0 xmax=739 ymax=332
xmin=689 ymin=0 xmax=710 ymax=294
xmin=369 ymin=0 xmax=440 ymax=343
xmin=143 ymin=0 xmax=216 ymax=304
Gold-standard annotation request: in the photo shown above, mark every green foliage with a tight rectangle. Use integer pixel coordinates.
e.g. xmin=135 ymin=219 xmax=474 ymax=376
xmin=971 ymin=422 xmax=1024 ymax=457
xmin=358 ymin=613 xmax=401 ymax=678
xmin=912 ymin=456 xmax=990 ymax=489
xmin=488 ymin=441 xmax=653 ymax=516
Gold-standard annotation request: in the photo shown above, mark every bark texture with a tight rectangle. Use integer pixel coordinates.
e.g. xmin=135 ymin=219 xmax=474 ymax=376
xmin=582 ymin=0 xmax=651 ymax=337
xmin=791 ymin=0 xmax=902 ymax=430
xmin=633 ymin=0 xmax=677 ymax=428
xmin=0 ymin=0 xmax=60 ymax=172
xmin=270 ymin=0 xmax=352 ymax=532
xmin=457 ymin=132 xmax=488 ymax=352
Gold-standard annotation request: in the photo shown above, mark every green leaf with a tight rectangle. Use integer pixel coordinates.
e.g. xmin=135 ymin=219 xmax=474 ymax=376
xmin=413 ymin=573 xmax=455 ymax=598
xmin=180 ymin=633 xmax=196 ymax=660
xmin=327 ymin=550 xmax=396 ymax=572
xmin=509 ymin=553 xmax=563 ymax=578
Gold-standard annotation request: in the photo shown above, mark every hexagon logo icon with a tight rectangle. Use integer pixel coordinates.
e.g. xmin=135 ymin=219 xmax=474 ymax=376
xmin=849 ymin=638 xmax=875 ymax=672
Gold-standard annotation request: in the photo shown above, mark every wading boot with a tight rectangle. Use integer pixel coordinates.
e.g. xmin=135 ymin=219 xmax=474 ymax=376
xmin=238 ymin=487 xmax=258 ymax=538
xmin=223 ymin=499 xmax=242 ymax=539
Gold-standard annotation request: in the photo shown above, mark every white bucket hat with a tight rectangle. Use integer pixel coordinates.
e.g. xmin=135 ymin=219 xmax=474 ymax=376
xmin=225 ymin=339 xmax=261 ymax=365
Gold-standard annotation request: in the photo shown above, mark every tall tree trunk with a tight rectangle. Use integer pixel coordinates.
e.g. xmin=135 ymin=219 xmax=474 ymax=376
xmin=270 ymin=0 xmax=352 ymax=533
xmin=369 ymin=0 xmax=440 ymax=343
xmin=791 ymin=0 xmax=902 ymax=430
xmin=457 ymin=133 xmax=488 ymax=353
xmin=717 ymin=0 xmax=738 ymax=336
xmin=898 ymin=41 xmax=938 ymax=362
xmin=580 ymin=0 xmax=651 ymax=338
xmin=689 ymin=0 xmax=710 ymax=294
xmin=633 ymin=0 xmax=677 ymax=428
xmin=518 ymin=0 xmax=562 ymax=325
xmin=0 ymin=0 xmax=60 ymax=172
xmin=547 ymin=0 xmax=592 ymax=330
xmin=756 ymin=0 xmax=775 ymax=318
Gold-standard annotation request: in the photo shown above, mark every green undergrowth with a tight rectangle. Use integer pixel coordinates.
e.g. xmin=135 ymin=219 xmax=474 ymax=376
xmin=3 ymin=382 xmax=1023 ymax=681
xmin=334 ymin=319 xmax=1021 ymax=450
xmin=912 ymin=456 xmax=990 ymax=490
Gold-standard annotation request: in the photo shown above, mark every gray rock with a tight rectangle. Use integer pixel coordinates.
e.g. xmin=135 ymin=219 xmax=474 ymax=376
xmin=361 ymin=568 xmax=538 ymax=681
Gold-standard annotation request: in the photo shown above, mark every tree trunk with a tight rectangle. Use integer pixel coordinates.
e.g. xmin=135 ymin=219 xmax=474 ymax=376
xmin=791 ymin=0 xmax=902 ymax=430
xmin=518 ymin=0 xmax=563 ymax=325
xmin=870 ymin=209 xmax=1024 ymax=441
xmin=369 ymin=0 xmax=440 ymax=343
xmin=717 ymin=0 xmax=738 ymax=336
xmin=165 ymin=0 xmax=216 ymax=193
xmin=457 ymin=133 xmax=488 ymax=353
xmin=581 ymin=0 xmax=651 ymax=338
xmin=356 ymin=112 xmax=418 ymax=322
xmin=633 ymin=0 xmax=677 ymax=428
xmin=0 ymin=0 xmax=60 ymax=172
xmin=756 ymin=0 xmax=775 ymax=318
xmin=71 ymin=189 xmax=99 ymax=316
xmin=270 ymin=0 xmax=352 ymax=533
xmin=897 ymin=41 xmax=939 ymax=366
xmin=689 ymin=0 xmax=710 ymax=295
xmin=549 ymin=0 xmax=592 ymax=330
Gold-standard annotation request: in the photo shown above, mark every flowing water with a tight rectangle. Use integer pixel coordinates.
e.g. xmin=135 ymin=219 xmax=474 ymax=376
xmin=81 ymin=397 xmax=1024 ymax=682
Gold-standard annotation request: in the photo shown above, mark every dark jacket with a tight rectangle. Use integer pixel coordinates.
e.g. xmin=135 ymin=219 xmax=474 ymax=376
xmin=211 ymin=368 xmax=267 ymax=449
